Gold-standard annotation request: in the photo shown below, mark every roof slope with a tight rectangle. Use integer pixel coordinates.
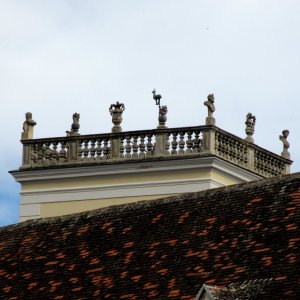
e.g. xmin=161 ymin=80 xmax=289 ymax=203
xmin=1 ymin=174 xmax=300 ymax=299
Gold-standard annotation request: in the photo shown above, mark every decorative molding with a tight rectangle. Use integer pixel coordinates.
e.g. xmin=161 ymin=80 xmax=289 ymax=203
xmin=12 ymin=157 xmax=262 ymax=183
xmin=20 ymin=178 xmax=224 ymax=205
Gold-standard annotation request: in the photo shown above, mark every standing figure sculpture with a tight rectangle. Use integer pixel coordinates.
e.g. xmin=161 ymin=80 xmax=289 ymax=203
xmin=109 ymin=101 xmax=125 ymax=133
xmin=66 ymin=113 xmax=80 ymax=136
xmin=245 ymin=113 xmax=256 ymax=143
xmin=279 ymin=129 xmax=290 ymax=159
xmin=204 ymin=94 xmax=215 ymax=125
xmin=22 ymin=112 xmax=36 ymax=140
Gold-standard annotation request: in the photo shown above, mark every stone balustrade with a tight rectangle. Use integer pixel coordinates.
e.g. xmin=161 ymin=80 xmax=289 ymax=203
xmin=20 ymin=125 xmax=292 ymax=178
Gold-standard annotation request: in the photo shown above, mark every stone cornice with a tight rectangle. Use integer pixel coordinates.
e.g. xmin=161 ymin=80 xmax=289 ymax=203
xmin=11 ymin=156 xmax=262 ymax=183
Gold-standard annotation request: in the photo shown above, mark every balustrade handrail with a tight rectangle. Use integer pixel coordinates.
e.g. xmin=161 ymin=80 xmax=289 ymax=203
xmin=214 ymin=127 xmax=292 ymax=163
xmin=20 ymin=124 xmax=292 ymax=177
xmin=20 ymin=125 xmax=212 ymax=144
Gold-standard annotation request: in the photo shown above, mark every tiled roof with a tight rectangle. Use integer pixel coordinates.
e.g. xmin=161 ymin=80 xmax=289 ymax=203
xmin=196 ymin=279 xmax=273 ymax=299
xmin=1 ymin=173 xmax=300 ymax=299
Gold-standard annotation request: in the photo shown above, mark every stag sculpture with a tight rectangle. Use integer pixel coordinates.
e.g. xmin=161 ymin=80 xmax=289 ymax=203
xmin=152 ymin=89 xmax=162 ymax=106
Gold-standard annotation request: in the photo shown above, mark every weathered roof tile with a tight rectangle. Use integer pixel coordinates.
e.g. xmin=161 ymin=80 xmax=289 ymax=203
xmin=0 ymin=173 xmax=300 ymax=298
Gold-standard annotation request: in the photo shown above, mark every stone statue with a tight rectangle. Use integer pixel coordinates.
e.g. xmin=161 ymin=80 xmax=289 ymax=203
xmin=66 ymin=113 xmax=80 ymax=136
xmin=109 ymin=101 xmax=125 ymax=133
xmin=204 ymin=94 xmax=215 ymax=125
xmin=22 ymin=112 xmax=36 ymax=140
xmin=245 ymin=112 xmax=256 ymax=143
xmin=279 ymin=129 xmax=290 ymax=159
xmin=158 ymin=105 xmax=168 ymax=129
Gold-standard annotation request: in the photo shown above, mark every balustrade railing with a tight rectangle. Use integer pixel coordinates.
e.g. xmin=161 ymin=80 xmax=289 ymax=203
xmin=215 ymin=130 xmax=249 ymax=167
xmin=21 ymin=125 xmax=291 ymax=177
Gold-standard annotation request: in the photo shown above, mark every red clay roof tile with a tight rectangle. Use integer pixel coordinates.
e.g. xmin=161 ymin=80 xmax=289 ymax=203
xmin=1 ymin=173 xmax=300 ymax=298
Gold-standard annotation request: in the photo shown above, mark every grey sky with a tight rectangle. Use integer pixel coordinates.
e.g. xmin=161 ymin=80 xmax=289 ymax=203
xmin=1 ymin=0 xmax=300 ymax=225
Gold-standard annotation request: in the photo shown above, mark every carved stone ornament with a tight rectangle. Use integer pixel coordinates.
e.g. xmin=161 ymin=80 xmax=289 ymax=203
xmin=157 ymin=105 xmax=168 ymax=129
xmin=66 ymin=113 xmax=80 ymax=136
xmin=109 ymin=101 xmax=125 ymax=133
xmin=21 ymin=112 xmax=36 ymax=140
xmin=279 ymin=129 xmax=290 ymax=159
xmin=204 ymin=94 xmax=215 ymax=125
xmin=245 ymin=112 xmax=256 ymax=143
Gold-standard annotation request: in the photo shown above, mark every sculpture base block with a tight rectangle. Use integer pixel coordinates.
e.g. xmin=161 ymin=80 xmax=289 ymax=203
xmin=245 ymin=136 xmax=254 ymax=143
xmin=205 ymin=117 xmax=215 ymax=126
xmin=281 ymin=151 xmax=290 ymax=160
xmin=112 ymin=126 xmax=122 ymax=133
xmin=157 ymin=124 xmax=167 ymax=129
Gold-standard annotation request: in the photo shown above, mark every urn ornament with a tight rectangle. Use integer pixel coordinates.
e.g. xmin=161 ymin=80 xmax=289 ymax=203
xmin=109 ymin=101 xmax=125 ymax=133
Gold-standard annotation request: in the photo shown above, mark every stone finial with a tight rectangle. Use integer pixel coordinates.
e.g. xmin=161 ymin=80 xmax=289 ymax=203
xmin=109 ymin=101 xmax=125 ymax=133
xmin=204 ymin=94 xmax=215 ymax=125
xmin=279 ymin=129 xmax=290 ymax=159
xmin=66 ymin=113 xmax=80 ymax=136
xmin=245 ymin=112 xmax=256 ymax=143
xmin=21 ymin=112 xmax=36 ymax=140
xmin=157 ymin=105 xmax=168 ymax=129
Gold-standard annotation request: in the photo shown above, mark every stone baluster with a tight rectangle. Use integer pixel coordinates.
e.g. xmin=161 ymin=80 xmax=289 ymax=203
xmin=82 ymin=140 xmax=89 ymax=161
xmin=125 ymin=136 xmax=132 ymax=158
xmin=171 ymin=132 xmax=178 ymax=155
xmin=178 ymin=132 xmax=185 ymax=155
xmin=193 ymin=131 xmax=200 ymax=152
xmin=60 ymin=141 xmax=68 ymax=162
xmin=32 ymin=144 xmax=38 ymax=165
xmin=102 ymin=138 xmax=109 ymax=159
xmin=37 ymin=143 xmax=44 ymax=166
xmin=146 ymin=134 xmax=153 ymax=156
xmin=44 ymin=143 xmax=51 ymax=166
xmin=90 ymin=139 xmax=96 ymax=160
xmin=120 ymin=137 xmax=125 ymax=158
xmin=186 ymin=131 xmax=193 ymax=154
xmin=132 ymin=136 xmax=139 ymax=158
xmin=243 ymin=145 xmax=248 ymax=164
xmin=231 ymin=139 xmax=235 ymax=160
xmin=165 ymin=133 xmax=170 ymax=154
xmin=51 ymin=142 xmax=58 ymax=164
xmin=96 ymin=138 xmax=103 ymax=160
xmin=139 ymin=135 xmax=146 ymax=157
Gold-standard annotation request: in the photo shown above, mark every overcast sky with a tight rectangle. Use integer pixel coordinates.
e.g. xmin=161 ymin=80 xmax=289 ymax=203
xmin=1 ymin=0 xmax=300 ymax=226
